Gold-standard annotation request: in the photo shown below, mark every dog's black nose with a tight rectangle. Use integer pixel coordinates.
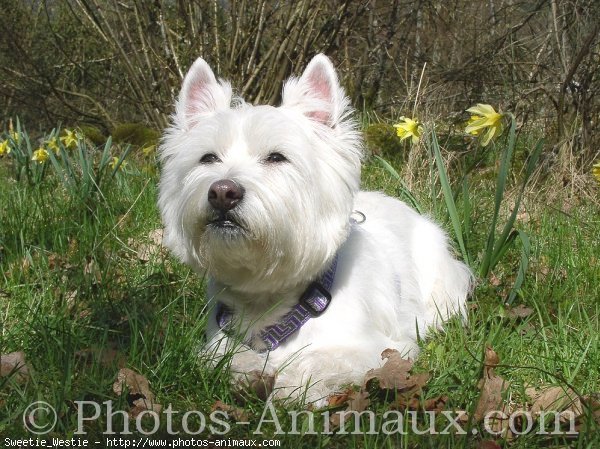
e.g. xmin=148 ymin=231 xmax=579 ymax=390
xmin=208 ymin=179 xmax=244 ymax=211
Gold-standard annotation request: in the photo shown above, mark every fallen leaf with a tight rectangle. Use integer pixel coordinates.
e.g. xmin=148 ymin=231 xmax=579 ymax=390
xmin=394 ymin=394 xmax=448 ymax=412
xmin=246 ymin=371 xmax=275 ymax=402
xmin=84 ymin=258 xmax=102 ymax=283
xmin=130 ymin=400 xmax=162 ymax=417
xmin=581 ymin=394 xmax=600 ymax=424
xmin=113 ymin=368 xmax=161 ymax=417
xmin=47 ymin=252 xmax=62 ymax=270
xmin=136 ymin=244 xmax=156 ymax=262
xmin=517 ymin=210 xmax=530 ymax=223
xmin=0 ymin=351 xmax=30 ymax=382
xmin=147 ymin=229 xmax=164 ymax=246
xmin=212 ymin=400 xmax=249 ymax=422
xmin=364 ymin=349 xmax=429 ymax=392
xmin=327 ymin=388 xmax=353 ymax=407
xmin=131 ymin=229 xmax=165 ymax=263
xmin=329 ymin=389 xmax=370 ymax=429
xmin=232 ymin=370 xmax=276 ymax=404
xmin=473 ymin=347 xmax=510 ymax=425
xmin=489 ymin=273 xmax=502 ymax=287
xmin=506 ymin=304 xmax=534 ymax=319
xmin=528 ymin=385 xmax=582 ymax=416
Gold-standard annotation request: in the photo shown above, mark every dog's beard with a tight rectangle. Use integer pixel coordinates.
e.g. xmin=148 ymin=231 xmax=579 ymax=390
xmin=205 ymin=209 xmax=249 ymax=237
xmin=193 ymin=215 xmax=286 ymax=291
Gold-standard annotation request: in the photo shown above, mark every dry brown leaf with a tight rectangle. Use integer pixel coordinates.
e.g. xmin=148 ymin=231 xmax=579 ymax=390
xmin=489 ymin=273 xmax=502 ymax=287
xmin=47 ymin=252 xmax=62 ymax=270
xmin=506 ymin=304 xmax=534 ymax=319
xmin=135 ymin=230 xmax=164 ymax=262
xmin=21 ymin=257 xmax=31 ymax=273
xmin=113 ymin=368 xmax=152 ymax=398
xmin=246 ymin=371 xmax=275 ymax=402
xmin=212 ymin=400 xmax=249 ymax=422
xmin=113 ymin=368 xmax=161 ymax=417
xmin=364 ymin=349 xmax=429 ymax=392
xmin=84 ymin=258 xmax=102 ymax=283
xmin=136 ymin=243 xmax=157 ymax=262
xmin=517 ymin=210 xmax=530 ymax=224
xmin=130 ymin=399 xmax=162 ymax=417
xmin=147 ymin=229 xmax=164 ymax=246
xmin=232 ymin=371 xmax=276 ymax=404
xmin=528 ymin=385 xmax=582 ymax=416
xmin=473 ymin=347 xmax=509 ymax=423
xmin=347 ymin=389 xmax=370 ymax=411
xmin=0 ymin=351 xmax=30 ymax=382
xmin=329 ymin=389 xmax=371 ymax=429
xmin=581 ymin=394 xmax=600 ymax=425
xmin=327 ymin=388 xmax=353 ymax=407
xmin=395 ymin=394 xmax=448 ymax=412
xmin=65 ymin=290 xmax=78 ymax=306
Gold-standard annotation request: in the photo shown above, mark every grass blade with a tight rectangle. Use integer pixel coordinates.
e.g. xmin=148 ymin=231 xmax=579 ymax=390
xmin=507 ymin=230 xmax=531 ymax=304
xmin=430 ymin=130 xmax=470 ymax=266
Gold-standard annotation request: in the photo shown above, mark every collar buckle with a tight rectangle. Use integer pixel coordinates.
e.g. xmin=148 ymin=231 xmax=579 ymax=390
xmin=298 ymin=282 xmax=332 ymax=317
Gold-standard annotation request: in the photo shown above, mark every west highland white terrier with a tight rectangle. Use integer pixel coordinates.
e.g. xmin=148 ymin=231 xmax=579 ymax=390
xmin=158 ymin=54 xmax=472 ymax=404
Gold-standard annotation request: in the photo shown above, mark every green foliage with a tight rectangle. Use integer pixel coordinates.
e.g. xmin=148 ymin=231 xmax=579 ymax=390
xmin=376 ymin=114 xmax=544 ymax=303
xmin=48 ymin=134 xmax=132 ymax=205
xmin=1 ymin=121 xmax=598 ymax=445
xmin=431 ymin=116 xmax=543 ymax=302
xmin=2 ymin=120 xmax=48 ymax=185
xmin=111 ymin=123 xmax=160 ymax=149
xmin=364 ymin=123 xmax=406 ymax=157
xmin=1 ymin=123 xmax=131 ymax=206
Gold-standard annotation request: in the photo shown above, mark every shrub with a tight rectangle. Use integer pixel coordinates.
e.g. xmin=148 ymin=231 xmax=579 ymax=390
xmin=111 ymin=123 xmax=160 ymax=149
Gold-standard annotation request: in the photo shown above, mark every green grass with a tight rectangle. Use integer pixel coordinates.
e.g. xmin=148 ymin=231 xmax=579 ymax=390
xmin=0 ymin=130 xmax=599 ymax=448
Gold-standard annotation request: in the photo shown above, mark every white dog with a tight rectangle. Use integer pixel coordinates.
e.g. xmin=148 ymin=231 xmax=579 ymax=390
xmin=158 ymin=54 xmax=472 ymax=404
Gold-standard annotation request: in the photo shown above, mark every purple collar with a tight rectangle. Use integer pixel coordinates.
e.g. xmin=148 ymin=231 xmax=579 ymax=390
xmin=215 ymin=255 xmax=338 ymax=352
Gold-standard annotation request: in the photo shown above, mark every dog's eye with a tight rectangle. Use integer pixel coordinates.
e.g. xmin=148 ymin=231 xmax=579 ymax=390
xmin=200 ymin=153 xmax=221 ymax=164
xmin=264 ymin=152 xmax=287 ymax=164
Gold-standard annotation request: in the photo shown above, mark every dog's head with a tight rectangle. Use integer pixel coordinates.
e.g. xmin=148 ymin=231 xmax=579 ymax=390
xmin=158 ymin=55 xmax=362 ymax=293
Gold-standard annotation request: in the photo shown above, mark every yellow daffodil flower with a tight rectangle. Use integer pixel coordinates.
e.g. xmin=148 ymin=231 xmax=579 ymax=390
xmin=465 ymin=104 xmax=504 ymax=146
xmin=593 ymin=162 xmax=600 ymax=183
xmin=0 ymin=140 xmax=10 ymax=156
xmin=109 ymin=156 xmax=127 ymax=171
xmin=61 ymin=129 xmax=78 ymax=149
xmin=32 ymin=148 xmax=50 ymax=163
xmin=466 ymin=115 xmax=482 ymax=135
xmin=46 ymin=137 xmax=60 ymax=155
xmin=393 ymin=117 xmax=423 ymax=144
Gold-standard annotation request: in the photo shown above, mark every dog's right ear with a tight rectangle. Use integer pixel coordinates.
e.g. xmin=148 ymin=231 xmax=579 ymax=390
xmin=176 ymin=58 xmax=232 ymax=129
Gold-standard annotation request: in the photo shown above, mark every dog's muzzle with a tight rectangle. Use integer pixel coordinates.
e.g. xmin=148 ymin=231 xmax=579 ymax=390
xmin=206 ymin=179 xmax=246 ymax=232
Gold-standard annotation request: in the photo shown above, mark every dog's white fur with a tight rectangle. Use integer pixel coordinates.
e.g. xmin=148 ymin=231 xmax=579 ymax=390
xmin=159 ymin=55 xmax=472 ymax=404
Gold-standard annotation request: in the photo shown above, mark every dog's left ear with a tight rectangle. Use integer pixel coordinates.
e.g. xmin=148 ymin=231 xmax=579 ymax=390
xmin=282 ymin=54 xmax=343 ymax=127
